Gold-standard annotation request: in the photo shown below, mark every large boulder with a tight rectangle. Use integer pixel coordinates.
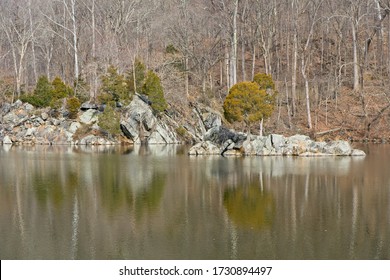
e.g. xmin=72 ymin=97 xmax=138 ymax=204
xmin=204 ymin=126 xmax=247 ymax=146
xmin=2 ymin=135 xmax=12 ymax=145
xmin=120 ymin=94 xmax=180 ymax=144
xmin=79 ymin=109 xmax=99 ymax=124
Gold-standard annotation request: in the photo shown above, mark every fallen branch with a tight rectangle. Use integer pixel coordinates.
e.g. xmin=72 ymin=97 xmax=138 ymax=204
xmin=316 ymin=127 xmax=341 ymax=136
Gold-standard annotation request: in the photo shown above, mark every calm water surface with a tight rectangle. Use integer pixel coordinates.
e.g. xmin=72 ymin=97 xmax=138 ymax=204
xmin=0 ymin=144 xmax=389 ymax=259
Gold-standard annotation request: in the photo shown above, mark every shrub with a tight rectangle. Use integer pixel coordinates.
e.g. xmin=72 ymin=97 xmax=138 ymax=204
xmin=99 ymin=65 xmax=130 ymax=103
xmin=141 ymin=70 xmax=167 ymax=114
xmin=21 ymin=76 xmax=75 ymax=109
xmin=223 ymin=81 xmax=275 ymax=133
xmin=52 ymin=77 xmax=73 ymax=99
xmin=98 ymin=104 xmax=121 ymax=136
xmin=66 ymin=97 xmax=81 ymax=119
xmin=21 ymin=76 xmax=53 ymax=107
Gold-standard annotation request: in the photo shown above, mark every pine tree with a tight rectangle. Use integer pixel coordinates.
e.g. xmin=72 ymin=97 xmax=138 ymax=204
xmin=142 ymin=70 xmax=167 ymax=113
xmin=127 ymin=58 xmax=146 ymax=94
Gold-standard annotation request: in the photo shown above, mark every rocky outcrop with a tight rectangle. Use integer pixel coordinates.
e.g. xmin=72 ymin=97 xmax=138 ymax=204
xmin=0 ymin=100 xmax=118 ymax=146
xmin=188 ymin=126 xmax=366 ymax=157
xmin=120 ymin=94 xmax=180 ymax=144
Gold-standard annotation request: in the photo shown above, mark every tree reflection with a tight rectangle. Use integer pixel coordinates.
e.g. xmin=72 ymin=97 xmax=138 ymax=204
xmin=223 ymin=180 xmax=275 ymax=230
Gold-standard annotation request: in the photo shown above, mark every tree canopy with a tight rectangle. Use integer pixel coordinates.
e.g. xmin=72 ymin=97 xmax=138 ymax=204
xmin=223 ymin=75 xmax=276 ymax=132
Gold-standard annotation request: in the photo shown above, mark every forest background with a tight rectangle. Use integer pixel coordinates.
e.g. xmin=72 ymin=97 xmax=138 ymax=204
xmin=2 ymin=0 xmax=390 ymax=141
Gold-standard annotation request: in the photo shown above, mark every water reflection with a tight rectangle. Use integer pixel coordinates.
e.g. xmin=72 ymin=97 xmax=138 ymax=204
xmin=224 ymin=180 xmax=275 ymax=230
xmin=0 ymin=144 xmax=389 ymax=259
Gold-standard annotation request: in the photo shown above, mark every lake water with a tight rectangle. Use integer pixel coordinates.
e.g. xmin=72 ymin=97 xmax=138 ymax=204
xmin=0 ymin=144 xmax=389 ymax=260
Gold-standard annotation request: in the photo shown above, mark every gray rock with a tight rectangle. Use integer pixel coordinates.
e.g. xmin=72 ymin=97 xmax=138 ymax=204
xmin=24 ymin=128 xmax=35 ymax=137
xmin=188 ymin=141 xmax=221 ymax=155
xmin=80 ymin=109 xmax=99 ymax=124
xmin=2 ymin=135 xmax=12 ymax=145
xmin=222 ymin=139 xmax=235 ymax=154
xmin=203 ymin=112 xmax=222 ymax=130
xmin=323 ymin=140 xmax=352 ymax=155
xmin=41 ymin=112 xmax=49 ymax=121
xmin=204 ymin=126 xmax=247 ymax=146
xmin=69 ymin=122 xmax=81 ymax=134
xmin=243 ymin=136 xmax=266 ymax=155
xmin=50 ymin=118 xmax=61 ymax=126
xmin=25 ymin=103 xmax=34 ymax=111
xmin=271 ymin=134 xmax=285 ymax=152
xmin=288 ymin=134 xmax=311 ymax=143
xmin=120 ymin=95 xmax=179 ymax=144
xmin=2 ymin=112 xmax=18 ymax=125
xmin=351 ymin=149 xmax=366 ymax=156
xmin=12 ymin=100 xmax=23 ymax=109
xmin=1 ymin=103 xmax=11 ymax=116
xmin=80 ymin=102 xmax=99 ymax=111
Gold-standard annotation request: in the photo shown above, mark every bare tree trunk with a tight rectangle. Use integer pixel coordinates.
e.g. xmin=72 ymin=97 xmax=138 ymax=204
xmin=225 ymin=45 xmax=230 ymax=91
xmin=230 ymin=0 xmax=238 ymax=87
xmin=302 ymin=56 xmax=312 ymax=129
xmin=351 ymin=21 xmax=360 ymax=91
xmin=241 ymin=30 xmax=246 ymax=81
xmin=291 ymin=27 xmax=298 ymax=115
xmin=251 ymin=43 xmax=256 ymax=80
xmin=259 ymin=118 xmax=264 ymax=137
xmin=28 ymin=0 xmax=37 ymax=83
xmin=70 ymin=0 xmax=79 ymax=81
xmin=91 ymin=0 xmax=97 ymax=100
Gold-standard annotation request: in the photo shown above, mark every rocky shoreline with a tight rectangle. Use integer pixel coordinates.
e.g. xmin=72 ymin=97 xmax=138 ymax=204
xmin=0 ymin=98 xmax=366 ymax=157
xmin=188 ymin=134 xmax=366 ymax=157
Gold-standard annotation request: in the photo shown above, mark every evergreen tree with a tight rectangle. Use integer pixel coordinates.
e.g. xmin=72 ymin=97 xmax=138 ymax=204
xmin=127 ymin=58 xmax=146 ymax=94
xmin=66 ymin=96 xmax=81 ymax=119
xmin=98 ymin=104 xmax=121 ymax=135
xmin=142 ymin=70 xmax=167 ymax=113
xmin=21 ymin=76 xmax=53 ymax=107
xmin=99 ymin=65 xmax=129 ymax=104
xmin=223 ymin=81 xmax=275 ymax=134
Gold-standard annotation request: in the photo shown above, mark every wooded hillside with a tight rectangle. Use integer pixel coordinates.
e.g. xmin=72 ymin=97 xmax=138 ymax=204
xmin=2 ymin=0 xmax=390 ymax=140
